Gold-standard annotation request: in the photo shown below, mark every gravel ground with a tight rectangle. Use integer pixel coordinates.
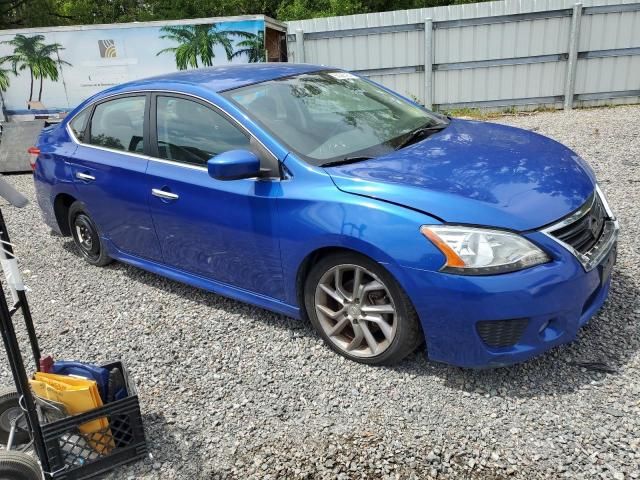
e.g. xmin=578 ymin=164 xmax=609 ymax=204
xmin=0 ymin=105 xmax=639 ymax=479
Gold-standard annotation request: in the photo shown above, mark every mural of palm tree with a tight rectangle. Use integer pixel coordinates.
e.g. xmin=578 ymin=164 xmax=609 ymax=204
xmin=230 ymin=31 xmax=265 ymax=63
xmin=1 ymin=34 xmax=41 ymax=103
xmin=0 ymin=61 xmax=10 ymax=121
xmin=1 ymin=34 xmax=70 ymax=104
xmin=157 ymin=23 xmax=240 ymax=70
xmin=33 ymin=41 xmax=71 ymax=102
xmin=0 ymin=65 xmax=9 ymax=92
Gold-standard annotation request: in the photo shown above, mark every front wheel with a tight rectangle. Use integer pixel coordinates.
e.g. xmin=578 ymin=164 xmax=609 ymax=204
xmin=304 ymin=252 xmax=423 ymax=365
xmin=0 ymin=451 xmax=42 ymax=480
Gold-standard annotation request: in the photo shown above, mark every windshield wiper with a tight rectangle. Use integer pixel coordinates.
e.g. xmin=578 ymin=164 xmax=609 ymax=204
xmin=395 ymin=123 xmax=448 ymax=150
xmin=320 ymin=156 xmax=374 ymax=168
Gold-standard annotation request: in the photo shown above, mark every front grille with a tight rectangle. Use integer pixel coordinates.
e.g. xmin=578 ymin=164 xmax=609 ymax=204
xmin=549 ymin=193 xmax=607 ymax=254
xmin=476 ymin=318 xmax=528 ymax=348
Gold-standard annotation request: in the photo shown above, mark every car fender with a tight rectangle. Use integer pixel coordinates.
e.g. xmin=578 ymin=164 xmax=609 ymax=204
xmin=277 ymin=161 xmax=447 ymax=307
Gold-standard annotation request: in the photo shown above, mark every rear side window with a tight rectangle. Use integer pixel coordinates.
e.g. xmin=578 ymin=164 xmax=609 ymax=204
xmin=69 ymin=109 xmax=89 ymax=140
xmin=89 ymin=96 xmax=145 ymax=153
xmin=155 ymin=96 xmax=249 ymax=166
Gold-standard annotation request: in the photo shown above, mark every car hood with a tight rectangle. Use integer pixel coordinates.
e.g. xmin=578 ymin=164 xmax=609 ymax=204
xmin=324 ymin=119 xmax=596 ymax=231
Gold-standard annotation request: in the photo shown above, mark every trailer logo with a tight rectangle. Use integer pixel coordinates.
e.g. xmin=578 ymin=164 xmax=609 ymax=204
xmin=98 ymin=40 xmax=117 ymax=58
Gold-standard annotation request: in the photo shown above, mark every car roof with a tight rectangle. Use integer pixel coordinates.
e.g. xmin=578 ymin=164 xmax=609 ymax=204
xmin=112 ymin=63 xmax=328 ymax=94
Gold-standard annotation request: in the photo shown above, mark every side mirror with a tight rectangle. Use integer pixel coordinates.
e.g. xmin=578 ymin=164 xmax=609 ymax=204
xmin=207 ymin=150 xmax=261 ymax=181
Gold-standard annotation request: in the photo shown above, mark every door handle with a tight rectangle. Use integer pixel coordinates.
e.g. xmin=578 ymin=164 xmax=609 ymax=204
xmin=75 ymin=172 xmax=95 ymax=182
xmin=152 ymin=188 xmax=179 ymax=200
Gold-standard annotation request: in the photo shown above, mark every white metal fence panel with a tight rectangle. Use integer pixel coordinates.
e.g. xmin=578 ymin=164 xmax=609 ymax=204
xmin=433 ymin=62 xmax=568 ymax=105
xmin=434 ymin=17 xmax=569 ymax=64
xmin=287 ymin=0 xmax=640 ymax=110
xmin=575 ymin=7 xmax=640 ymax=97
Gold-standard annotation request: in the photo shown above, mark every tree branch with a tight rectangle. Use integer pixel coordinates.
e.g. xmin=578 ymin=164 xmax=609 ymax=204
xmin=0 ymin=0 xmax=33 ymax=17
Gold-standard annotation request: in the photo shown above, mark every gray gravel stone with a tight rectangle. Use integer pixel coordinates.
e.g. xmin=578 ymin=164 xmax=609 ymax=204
xmin=0 ymin=105 xmax=639 ymax=479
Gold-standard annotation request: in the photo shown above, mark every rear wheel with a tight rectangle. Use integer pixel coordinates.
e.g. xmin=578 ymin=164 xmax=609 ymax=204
xmin=0 ymin=451 xmax=42 ymax=480
xmin=0 ymin=388 xmax=29 ymax=447
xmin=304 ymin=252 xmax=422 ymax=365
xmin=68 ymin=202 xmax=112 ymax=266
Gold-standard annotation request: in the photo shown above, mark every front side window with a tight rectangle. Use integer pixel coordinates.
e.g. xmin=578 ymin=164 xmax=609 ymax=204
xmin=89 ymin=96 xmax=145 ymax=153
xmin=69 ymin=108 xmax=90 ymax=140
xmin=155 ymin=96 xmax=249 ymax=166
xmin=223 ymin=70 xmax=446 ymax=165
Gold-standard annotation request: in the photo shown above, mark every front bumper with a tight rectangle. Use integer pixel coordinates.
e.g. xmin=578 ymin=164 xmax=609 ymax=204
xmin=401 ymin=228 xmax=617 ymax=368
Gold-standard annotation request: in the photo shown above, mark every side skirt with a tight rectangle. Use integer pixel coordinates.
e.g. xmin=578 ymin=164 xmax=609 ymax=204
xmin=105 ymin=240 xmax=301 ymax=320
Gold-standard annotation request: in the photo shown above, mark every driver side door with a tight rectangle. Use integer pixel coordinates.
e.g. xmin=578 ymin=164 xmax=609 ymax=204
xmin=145 ymin=93 xmax=285 ymax=301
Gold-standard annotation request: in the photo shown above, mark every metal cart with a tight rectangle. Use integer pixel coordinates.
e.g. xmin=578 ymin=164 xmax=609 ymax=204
xmin=0 ymin=176 xmax=147 ymax=479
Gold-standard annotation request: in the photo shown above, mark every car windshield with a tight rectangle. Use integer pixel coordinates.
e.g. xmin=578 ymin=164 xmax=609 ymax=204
xmin=222 ymin=70 xmax=447 ymax=165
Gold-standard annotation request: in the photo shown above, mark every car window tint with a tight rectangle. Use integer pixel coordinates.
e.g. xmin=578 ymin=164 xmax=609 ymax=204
xmin=69 ymin=108 xmax=90 ymax=140
xmin=89 ymin=96 xmax=145 ymax=153
xmin=156 ymin=96 xmax=249 ymax=166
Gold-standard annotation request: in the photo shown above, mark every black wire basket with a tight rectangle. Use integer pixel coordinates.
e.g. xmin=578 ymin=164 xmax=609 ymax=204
xmin=39 ymin=361 xmax=147 ymax=479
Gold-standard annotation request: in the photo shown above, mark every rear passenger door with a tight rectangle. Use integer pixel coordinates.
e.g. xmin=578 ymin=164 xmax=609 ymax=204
xmin=69 ymin=94 xmax=163 ymax=261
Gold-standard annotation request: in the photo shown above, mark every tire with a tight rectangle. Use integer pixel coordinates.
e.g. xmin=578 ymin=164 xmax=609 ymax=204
xmin=0 ymin=388 xmax=30 ymax=447
xmin=304 ymin=252 xmax=423 ymax=365
xmin=0 ymin=451 xmax=42 ymax=480
xmin=68 ymin=201 xmax=112 ymax=266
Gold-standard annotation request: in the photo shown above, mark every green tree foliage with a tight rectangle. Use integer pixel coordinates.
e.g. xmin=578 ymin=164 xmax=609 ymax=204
xmin=56 ymin=0 xmax=151 ymax=25
xmin=0 ymin=0 xmax=490 ymax=29
xmin=144 ymin=0 xmax=282 ymax=21
xmin=276 ymin=0 xmax=484 ymax=20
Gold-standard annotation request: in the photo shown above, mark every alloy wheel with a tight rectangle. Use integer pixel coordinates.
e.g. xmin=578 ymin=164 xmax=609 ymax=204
xmin=314 ymin=264 xmax=397 ymax=358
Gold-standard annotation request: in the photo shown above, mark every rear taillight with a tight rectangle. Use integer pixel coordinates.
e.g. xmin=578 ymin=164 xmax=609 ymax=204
xmin=27 ymin=146 xmax=40 ymax=171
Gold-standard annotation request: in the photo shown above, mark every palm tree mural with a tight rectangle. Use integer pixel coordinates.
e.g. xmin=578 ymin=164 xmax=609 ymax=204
xmin=1 ymin=34 xmax=40 ymax=103
xmin=0 ymin=61 xmax=10 ymax=121
xmin=0 ymin=65 xmax=9 ymax=92
xmin=156 ymin=23 xmax=240 ymax=70
xmin=1 ymin=34 xmax=70 ymax=104
xmin=33 ymin=41 xmax=71 ymax=102
xmin=230 ymin=31 xmax=265 ymax=63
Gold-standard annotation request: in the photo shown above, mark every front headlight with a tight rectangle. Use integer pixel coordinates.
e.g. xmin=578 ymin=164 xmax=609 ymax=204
xmin=420 ymin=225 xmax=550 ymax=275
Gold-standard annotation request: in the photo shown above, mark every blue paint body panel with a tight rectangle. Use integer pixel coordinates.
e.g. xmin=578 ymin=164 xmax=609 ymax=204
xmin=145 ymin=161 xmax=285 ymax=300
xmin=32 ymin=64 xmax=613 ymax=368
xmin=326 ymin=119 xmax=596 ymax=231
xmin=402 ymin=231 xmax=610 ymax=367
xmin=69 ymin=145 xmax=164 ymax=262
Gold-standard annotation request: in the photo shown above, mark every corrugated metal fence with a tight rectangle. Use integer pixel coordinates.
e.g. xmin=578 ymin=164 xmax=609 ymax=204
xmin=286 ymin=0 xmax=640 ymax=110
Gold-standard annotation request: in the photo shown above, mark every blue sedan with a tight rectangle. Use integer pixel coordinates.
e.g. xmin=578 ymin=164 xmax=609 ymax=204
xmin=32 ymin=64 xmax=618 ymax=367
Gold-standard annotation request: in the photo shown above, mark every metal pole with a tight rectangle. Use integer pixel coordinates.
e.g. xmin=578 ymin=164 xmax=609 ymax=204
xmin=0 ymin=218 xmax=41 ymax=370
xmin=564 ymin=3 xmax=583 ymax=110
xmin=424 ymin=18 xmax=434 ymax=109
xmin=0 ymin=284 xmax=51 ymax=474
xmin=17 ymin=289 xmax=41 ymax=370
xmin=295 ymin=29 xmax=305 ymax=63
xmin=0 ymin=211 xmax=51 ymax=475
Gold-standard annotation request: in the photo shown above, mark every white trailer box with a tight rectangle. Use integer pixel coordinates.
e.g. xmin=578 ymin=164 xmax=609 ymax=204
xmin=0 ymin=15 xmax=286 ymax=121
